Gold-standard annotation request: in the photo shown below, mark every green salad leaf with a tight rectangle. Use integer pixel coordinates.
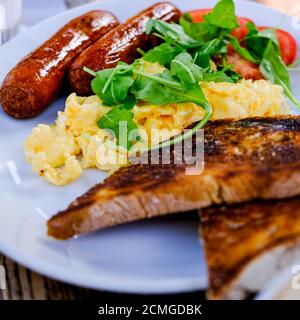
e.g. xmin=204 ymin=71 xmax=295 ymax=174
xmin=179 ymin=0 xmax=239 ymax=42
xmin=226 ymin=35 xmax=259 ymax=64
xmin=194 ymin=39 xmax=227 ymax=68
xmin=179 ymin=13 xmax=218 ymax=43
xmin=245 ymin=25 xmax=279 ymax=60
xmin=121 ymin=93 xmax=137 ymax=110
xmin=98 ymin=106 xmax=138 ymax=149
xmin=143 ymin=43 xmax=183 ymax=66
xmin=132 ymin=69 xmax=207 ymax=106
xmin=205 ymin=0 xmax=239 ymax=30
xmin=145 ymin=19 xmax=203 ymax=48
xmin=203 ymin=67 xmax=241 ymax=83
xmin=86 ymin=63 xmax=134 ymax=106
xmin=170 ymin=52 xmax=204 ymax=88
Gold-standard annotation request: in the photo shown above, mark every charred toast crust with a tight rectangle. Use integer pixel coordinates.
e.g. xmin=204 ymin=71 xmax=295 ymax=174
xmin=200 ymin=198 xmax=300 ymax=299
xmin=67 ymin=163 xmax=182 ymax=208
xmin=48 ymin=116 xmax=300 ymax=239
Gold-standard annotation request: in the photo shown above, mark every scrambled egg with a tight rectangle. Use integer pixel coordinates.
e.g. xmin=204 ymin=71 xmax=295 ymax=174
xmin=24 ymin=63 xmax=290 ymax=186
xmin=202 ymin=80 xmax=289 ymax=119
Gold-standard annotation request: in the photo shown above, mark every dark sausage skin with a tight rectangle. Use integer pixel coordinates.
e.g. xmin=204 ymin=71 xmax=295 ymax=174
xmin=69 ymin=3 xmax=181 ymax=96
xmin=0 ymin=11 xmax=119 ymax=119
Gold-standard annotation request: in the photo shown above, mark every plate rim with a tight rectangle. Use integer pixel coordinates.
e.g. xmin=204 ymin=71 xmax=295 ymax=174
xmin=0 ymin=235 xmax=207 ymax=293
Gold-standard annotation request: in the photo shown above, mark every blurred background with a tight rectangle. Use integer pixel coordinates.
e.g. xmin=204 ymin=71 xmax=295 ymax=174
xmin=0 ymin=0 xmax=299 ymax=44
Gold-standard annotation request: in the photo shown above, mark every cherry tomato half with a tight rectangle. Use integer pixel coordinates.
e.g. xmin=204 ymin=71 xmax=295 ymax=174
xmin=227 ymin=52 xmax=264 ymax=80
xmin=258 ymin=27 xmax=297 ymax=65
xmin=231 ymin=17 xmax=254 ymax=41
xmin=188 ymin=9 xmax=212 ymax=23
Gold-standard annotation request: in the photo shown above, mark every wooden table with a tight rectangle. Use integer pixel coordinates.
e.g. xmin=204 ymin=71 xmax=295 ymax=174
xmin=0 ymin=254 xmax=205 ymax=300
xmin=0 ymin=254 xmax=112 ymax=300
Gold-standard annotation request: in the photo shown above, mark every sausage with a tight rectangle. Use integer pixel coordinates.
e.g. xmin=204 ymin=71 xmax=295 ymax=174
xmin=69 ymin=3 xmax=181 ymax=96
xmin=0 ymin=11 xmax=119 ymax=119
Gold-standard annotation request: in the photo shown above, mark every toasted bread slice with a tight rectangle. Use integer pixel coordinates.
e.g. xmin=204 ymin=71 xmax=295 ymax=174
xmin=48 ymin=116 xmax=300 ymax=239
xmin=199 ymin=198 xmax=300 ymax=300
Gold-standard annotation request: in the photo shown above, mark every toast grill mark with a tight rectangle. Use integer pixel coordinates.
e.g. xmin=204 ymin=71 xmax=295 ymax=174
xmin=47 ymin=116 xmax=300 ymax=239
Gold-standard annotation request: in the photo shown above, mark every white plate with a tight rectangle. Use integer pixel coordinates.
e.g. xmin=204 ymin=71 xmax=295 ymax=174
xmin=256 ymin=259 xmax=300 ymax=300
xmin=0 ymin=0 xmax=299 ymax=294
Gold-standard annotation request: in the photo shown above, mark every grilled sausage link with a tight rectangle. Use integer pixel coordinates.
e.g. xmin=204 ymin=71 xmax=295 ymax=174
xmin=69 ymin=3 xmax=181 ymax=96
xmin=0 ymin=11 xmax=119 ymax=119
